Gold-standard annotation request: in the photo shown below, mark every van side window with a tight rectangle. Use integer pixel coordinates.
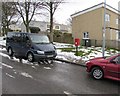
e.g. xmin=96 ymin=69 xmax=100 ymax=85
xmin=22 ymin=34 xmax=29 ymax=43
xmin=14 ymin=33 xmax=21 ymax=43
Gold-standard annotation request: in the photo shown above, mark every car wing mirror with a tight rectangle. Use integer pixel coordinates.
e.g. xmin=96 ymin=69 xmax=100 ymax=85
xmin=110 ymin=60 xmax=116 ymax=64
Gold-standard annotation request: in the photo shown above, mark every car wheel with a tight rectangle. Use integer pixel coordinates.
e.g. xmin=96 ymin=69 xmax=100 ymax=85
xmin=8 ymin=47 xmax=13 ymax=56
xmin=91 ymin=67 xmax=104 ymax=80
xmin=27 ymin=52 xmax=34 ymax=62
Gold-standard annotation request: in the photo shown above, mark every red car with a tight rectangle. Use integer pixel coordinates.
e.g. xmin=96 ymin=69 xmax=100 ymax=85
xmin=86 ymin=54 xmax=120 ymax=81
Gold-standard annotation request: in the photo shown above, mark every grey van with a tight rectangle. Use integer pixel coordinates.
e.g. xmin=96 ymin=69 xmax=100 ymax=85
xmin=6 ymin=32 xmax=57 ymax=62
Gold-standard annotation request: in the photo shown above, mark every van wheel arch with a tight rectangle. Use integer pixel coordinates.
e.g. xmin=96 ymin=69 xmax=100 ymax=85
xmin=27 ymin=52 xmax=34 ymax=62
xmin=7 ymin=47 xmax=13 ymax=56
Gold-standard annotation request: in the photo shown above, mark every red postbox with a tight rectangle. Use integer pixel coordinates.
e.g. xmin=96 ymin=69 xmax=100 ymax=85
xmin=74 ymin=38 xmax=80 ymax=46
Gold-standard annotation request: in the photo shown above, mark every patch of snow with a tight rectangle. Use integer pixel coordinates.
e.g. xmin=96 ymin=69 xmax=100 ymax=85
xmin=13 ymin=70 xmax=17 ymax=74
xmin=0 ymin=37 xmax=6 ymax=47
xmin=6 ymin=73 xmax=15 ymax=79
xmin=0 ymin=52 xmax=9 ymax=58
xmin=54 ymin=42 xmax=73 ymax=48
xmin=31 ymin=66 xmax=36 ymax=69
xmin=34 ymin=63 xmax=39 ymax=66
xmin=0 ymin=48 xmax=6 ymax=51
xmin=0 ymin=62 xmax=13 ymax=69
xmin=22 ymin=60 xmax=34 ymax=65
xmin=54 ymin=61 xmax=62 ymax=64
xmin=63 ymin=91 xmax=72 ymax=95
xmin=44 ymin=67 xmax=51 ymax=70
xmin=20 ymin=72 xmax=33 ymax=79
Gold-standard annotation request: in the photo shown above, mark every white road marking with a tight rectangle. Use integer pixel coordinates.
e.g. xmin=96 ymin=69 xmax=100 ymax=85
xmin=6 ymin=73 xmax=15 ymax=79
xmin=44 ymin=67 xmax=51 ymax=70
xmin=0 ymin=62 xmax=13 ymax=69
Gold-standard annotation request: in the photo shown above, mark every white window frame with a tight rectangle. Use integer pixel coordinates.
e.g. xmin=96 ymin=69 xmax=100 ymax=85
xmin=83 ymin=32 xmax=89 ymax=39
xmin=54 ymin=25 xmax=60 ymax=30
xmin=105 ymin=14 xmax=110 ymax=22
xmin=116 ymin=31 xmax=120 ymax=40
xmin=118 ymin=31 xmax=120 ymax=40
xmin=116 ymin=18 xmax=118 ymax=25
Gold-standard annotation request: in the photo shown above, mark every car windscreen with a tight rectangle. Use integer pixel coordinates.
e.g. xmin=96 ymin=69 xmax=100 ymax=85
xmin=29 ymin=34 xmax=50 ymax=44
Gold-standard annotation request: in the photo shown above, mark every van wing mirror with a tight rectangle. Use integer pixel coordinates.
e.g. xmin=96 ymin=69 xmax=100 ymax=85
xmin=26 ymin=40 xmax=31 ymax=46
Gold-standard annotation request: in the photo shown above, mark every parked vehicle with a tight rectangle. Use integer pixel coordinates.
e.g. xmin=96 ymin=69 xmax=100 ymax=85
xmin=86 ymin=54 xmax=120 ymax=81
xmin=6 ymin=32 xmax=57 ymax=63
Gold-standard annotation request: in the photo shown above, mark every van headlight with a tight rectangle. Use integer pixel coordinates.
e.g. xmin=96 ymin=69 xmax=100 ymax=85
xmin=37 ymin=51 xmax=44 ymax=54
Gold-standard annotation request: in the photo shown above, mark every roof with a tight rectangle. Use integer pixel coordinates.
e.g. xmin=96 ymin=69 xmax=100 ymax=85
xmin=71 ymin=2 xmax=120 ymax=18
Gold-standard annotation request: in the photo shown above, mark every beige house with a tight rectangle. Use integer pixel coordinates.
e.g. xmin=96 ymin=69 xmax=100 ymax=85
xmin=71 ymin=3 xmax=120 ymax=45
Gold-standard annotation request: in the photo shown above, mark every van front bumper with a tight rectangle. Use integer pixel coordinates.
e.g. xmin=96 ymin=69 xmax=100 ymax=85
xmin=34 ymin=53 xmax=57 ymax=61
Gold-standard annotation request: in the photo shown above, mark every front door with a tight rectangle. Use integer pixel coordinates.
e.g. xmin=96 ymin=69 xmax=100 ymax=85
xmin=20 ymin=34 xmax=31 ymax=58
xmin=106 ymin=56 xmax=120 ymax=79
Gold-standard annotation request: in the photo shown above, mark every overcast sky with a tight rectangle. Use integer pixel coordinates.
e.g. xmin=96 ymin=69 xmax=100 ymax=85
xmin=52 ymin=0 xmax=120 ymax=24
xmin=33 ymin=0 xmax=120 ymax=24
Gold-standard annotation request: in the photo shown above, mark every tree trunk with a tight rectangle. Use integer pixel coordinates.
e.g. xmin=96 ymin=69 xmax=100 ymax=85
xmin=26 ymin=24 xmax=29 ymax=32
xmin=50 ymin=2 xmax=53 ymax=42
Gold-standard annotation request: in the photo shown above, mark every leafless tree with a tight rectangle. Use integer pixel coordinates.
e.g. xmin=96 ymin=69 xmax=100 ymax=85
xmin=43 ymin=0 xmax=64 ymax=42
xmin=14 ymin=1 xmax=44 ymax=32
xmin=66 ymin=17 xmax=72 ymax=26
xmin=2 ymin=2 xmax=18 ymax=35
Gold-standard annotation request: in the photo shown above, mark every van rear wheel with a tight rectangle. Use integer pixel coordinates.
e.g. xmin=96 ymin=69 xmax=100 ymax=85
xmin=8 ymin=47 xmax=13 ymax=56
xmin=27 ymin=52 xmax=34 ymax=62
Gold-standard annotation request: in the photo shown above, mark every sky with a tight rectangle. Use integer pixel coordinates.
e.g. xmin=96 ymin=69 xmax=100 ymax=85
xmin=51 ymin=0 xmax=120 ymax=24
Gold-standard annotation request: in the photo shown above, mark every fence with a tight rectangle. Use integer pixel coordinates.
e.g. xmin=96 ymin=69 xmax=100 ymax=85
xmin=90 ymin=39 xmax=120 ymax=50
xmin=53 ymin=33 xmax=74 ymax=44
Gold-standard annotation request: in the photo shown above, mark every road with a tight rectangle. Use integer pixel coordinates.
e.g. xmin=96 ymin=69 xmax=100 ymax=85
xmin=0 ymin=49 xmax=120 ymax=95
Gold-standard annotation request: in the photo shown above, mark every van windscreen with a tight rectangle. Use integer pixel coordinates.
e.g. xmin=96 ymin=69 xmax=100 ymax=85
xmin=30 ymin=35 xmax=50 ymax=44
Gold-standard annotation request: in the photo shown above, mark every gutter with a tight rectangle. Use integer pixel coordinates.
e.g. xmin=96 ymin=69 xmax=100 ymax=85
xmin=54 ymin=58 xmax=86 ymax=67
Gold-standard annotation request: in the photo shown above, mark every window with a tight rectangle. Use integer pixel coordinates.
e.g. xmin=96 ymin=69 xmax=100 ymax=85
xmin=116 ymin=19 xmax=118 ymax=24
xmin=13 ymin=33 xmax=21 ymax=43
xmin=114 ymin=56 xmax=120 ymax=64
xmin=30 ymin=35 xmax=50 ymax=44
xmin=55 ymin=25 xmax=60 ymax=30
xmin=116 ymin=31 xmax=120 ymax=40
xmin=105 ymin=14 xmax=110 ymax=22
xmin=119 ymin=32 xmax=120 ymax=39
xmin=83 ymin=32 xmax=89 ymax=39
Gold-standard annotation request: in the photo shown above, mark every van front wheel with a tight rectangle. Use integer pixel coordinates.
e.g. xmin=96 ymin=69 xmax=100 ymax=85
xmin=27 ymin=52 xmax=34 ymax=62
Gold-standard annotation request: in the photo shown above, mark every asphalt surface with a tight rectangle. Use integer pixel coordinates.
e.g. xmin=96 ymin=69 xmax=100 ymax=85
xmin=0 ymin=50 xmax=120 ymax=95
